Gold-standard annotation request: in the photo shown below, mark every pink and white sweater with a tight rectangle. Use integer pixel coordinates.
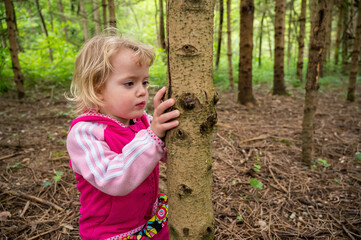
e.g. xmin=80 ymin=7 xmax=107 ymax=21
xmin=66 ymin=111 xmax=169 ymax=240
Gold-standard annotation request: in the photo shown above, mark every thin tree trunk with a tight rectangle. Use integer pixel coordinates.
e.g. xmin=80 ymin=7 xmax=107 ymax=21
xmin=266 ymin=18 xmax=273 ymax=60
xmin=79 ymin=0 xmax=89 ymax=41
xmin=215 ymin=0 xmax=224 ymax=69
xmin=58 ymin=0 xmax=68 ymax=40
xmin=302 ymin=0 xmax=329 ymax=165
xmin=4 ymin=0 xmax=25 ymax=99
xmin=93 ymin=0 xmax=101 ymax=35
xmin=335 ymin=0 xmax=345 ymax=65
xmin=165 ymin=1 xmax=216 ymax=239
xmin=238 ymin=0 xmax=256 ymax=106
xmin=158 ymin=0 xmax=166 ymax=50
xmin=226 ymin=0 xmax=234 ymax=89
xmin=273 ymin=0 xmax=287 ymax=95
xmin=297 ymin=0 xmax=307 ymax=81
xmin=102 ymin=0 xmax=107 ymax=29
xmin=47 ymin=0 xmax=54 ymax=31
xmin=287 ymin=0 xmax=294 ymax=72
xmin=320 ymin=0 xmax=334 ymax=76
xmin=342 ymin=2 xmax=350 ymax=68
xmin=347 ymin=0 xmax=361 ymax=102
xmin=259 ymin=10 xmax=266 ymax=67
xmin=108 ymin=0 xmax=116 ymax=28
xmin=35 ymin=0 xmax=53 ymax=62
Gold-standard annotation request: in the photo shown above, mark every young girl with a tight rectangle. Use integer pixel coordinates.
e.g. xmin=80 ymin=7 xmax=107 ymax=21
xmin=66 ymin=33 xmax=180 ymax=240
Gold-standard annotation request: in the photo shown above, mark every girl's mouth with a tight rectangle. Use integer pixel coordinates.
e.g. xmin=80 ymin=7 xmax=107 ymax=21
xmin=136 ymin=101 xmax=146 ymax=108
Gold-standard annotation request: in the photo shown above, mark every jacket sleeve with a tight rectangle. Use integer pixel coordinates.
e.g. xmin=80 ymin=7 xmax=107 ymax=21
xmin=146 ymin=113 xmax=167 ymax=163
xmin=67 ymin=121 xmax=165 ymax=196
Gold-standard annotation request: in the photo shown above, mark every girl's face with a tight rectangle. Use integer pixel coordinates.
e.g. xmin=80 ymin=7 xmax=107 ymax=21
xmin=97 ymin=48 xmax=150 ymax=126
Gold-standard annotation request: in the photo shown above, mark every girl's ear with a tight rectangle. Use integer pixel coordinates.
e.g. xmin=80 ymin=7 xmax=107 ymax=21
xmin=95 ymin=87 xmax=104 ymax=100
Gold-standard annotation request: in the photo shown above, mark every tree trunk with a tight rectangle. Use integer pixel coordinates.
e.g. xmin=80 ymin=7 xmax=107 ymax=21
xmin=4 ymin=0 xmax=25 ymax=99
xmin=215 ymin=0 xmax=224 ymax=69
xmin=302 ymin=0 xmax=329 ymax=165
xmin=334 ymin=0 xmax=345 ymax=65
xmin=47 ymin=0 xmax=54 ymax=31
xmin=320 ymin=0 xmax=334 ymax=76
xmin=347 ymin=0 xmax=361 ymax=102
xmin=286 ymin=0 xmax=294 ymax=72
xmin=238 ymin=0 xmax=256 ymax=106
xmin=266 ymin=18 xmax=273 ymax=60
xmin=108 ymin=0 xmax=116 ymax=28
xmin=79 ymin=0 xmax=89 ymax=41
xmin=258 ymin=10 xmax=266 ymax=67
xmin=165 ymin=1 xmax=216 ymax=239
xmin=93 ymin=0 xmax=101 ymax=35
xmin=102 ymin=0 xmax=107 ymax=29
xmin=226 ymin=0 xmax=234 ymax=89
xmin=158 ymin=0 xmax=166 ymax=50
xmin=35 ymin=0 xmax=53 ymax=62
xmin=297 ymin=0 xmax=307 ymax=81
xmin=341 ymin=2 xmax=350 ymax=68
xmin=273 ymin=0 xmax=287 ymax=95
xmin=58 ymin=0 xmax=68 ymax=40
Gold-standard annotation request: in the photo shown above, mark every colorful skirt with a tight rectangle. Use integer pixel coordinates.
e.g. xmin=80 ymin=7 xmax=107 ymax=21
xmin=119 ymin=194 xmax=168 ymax=240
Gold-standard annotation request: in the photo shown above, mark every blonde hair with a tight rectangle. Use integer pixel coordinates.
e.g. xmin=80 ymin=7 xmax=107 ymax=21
xmin=67 ymin=32 xmax=155 ymax=115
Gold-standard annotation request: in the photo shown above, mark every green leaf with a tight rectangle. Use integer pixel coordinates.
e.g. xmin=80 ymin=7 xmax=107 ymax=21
xmin=43 ymin=181 xmax=52 ymax=188
xmin=55 ymin=171 xmax=64 ymax=176
xmin=7 ymin=162 xmax=21 ymax=169
xmin=254 ymin=164 xmax=261 ymax=172
xmin=237 ymin=216 xmax=243 ymax=221
xmin=317 ymin=158 xmax=330 ymax=167
xmin=54 ymin=175 xmax=62 ymax=182
xmin=250 ymin=178 xmax=263 ymax=190
xmin=355 ymin=152 xmax=361 ymax=161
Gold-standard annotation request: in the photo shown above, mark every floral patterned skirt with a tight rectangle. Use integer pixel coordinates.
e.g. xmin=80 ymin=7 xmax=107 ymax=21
xmin=119 ymin=194 xmax=168 ymax=240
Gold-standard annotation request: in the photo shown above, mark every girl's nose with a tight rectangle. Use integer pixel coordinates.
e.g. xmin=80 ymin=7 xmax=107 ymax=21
xmin=136 ymin=82 xmax=147 ymax=97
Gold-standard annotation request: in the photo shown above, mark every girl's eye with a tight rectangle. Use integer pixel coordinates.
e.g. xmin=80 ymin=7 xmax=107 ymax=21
xmin=124 ymin=82 xmax=134 ymax=87
xmin=143 ymin=81 xmax=150 ymax=87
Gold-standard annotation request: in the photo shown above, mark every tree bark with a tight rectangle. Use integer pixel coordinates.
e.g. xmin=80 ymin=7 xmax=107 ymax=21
xmin=158 ymin=0 xmax=166 ymax=50
xmin=57 ymin=0 xmax=68 ymax=40
xmin=347 ymin=0 xmax=361 ymax=102
xmin=165 ymin=1 xmax=216 ymax=239
xmin=238 ymin=0 xmax=256 ymax=106
xmin=108 ymin=0 xmax=116 ymax=28
xmin=286 ymin=0 xmax=294 ymax=72
xmin=258 ymin=10 xmax=266 ymax=67
xmin=334 ymin=0 xmax=345 ymax=65
xmin=341 ymin=2 xmax=350 ymax=68
xmin=4 ymin=0 xmax=25 ymax=99
xmin=102 ymin=0 xmax=108 ymax=29
xmin=273 ymin=0 xmax=287 ymax=95
xmin=215 ymin=0 xmax=224 ymax=69
xmin=320 ymin=0 xmax=334 ymax=76
xmin=93 ymin=0 xmax=101 ymax=35
xmin=302 ymin=0 xmax=329 ymax=165
xmin=35 ymin=0 xmax=53 ymax=62
xmin=297 ymin=0 xmax=307 ymax=81
xmin=226 ymin=0 xmax=234 ymax=89
xmin=79 ymin=0 xmax=89 ymax=41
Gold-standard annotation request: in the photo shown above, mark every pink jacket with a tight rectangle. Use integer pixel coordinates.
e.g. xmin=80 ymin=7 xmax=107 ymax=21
xmin=67 ymin=111 xmax=169 ymax=240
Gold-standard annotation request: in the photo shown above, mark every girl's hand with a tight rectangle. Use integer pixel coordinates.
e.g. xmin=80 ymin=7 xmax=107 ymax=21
xmin=151 ymin=87 xmax=180 ymax=138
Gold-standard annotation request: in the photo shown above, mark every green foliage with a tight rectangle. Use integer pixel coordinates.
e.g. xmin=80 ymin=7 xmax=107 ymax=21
xmin=316 ymin=158 xmax=331 ymax=168
xmin=249 ymin=178 xmax=263 ymax=190
xmin=53 ymin=171 xmax=64 ymax=182
xmin=355 ymin=152 xmax=361 ymax=162
xmin=7 ymin=162 xmax=22 ymax=169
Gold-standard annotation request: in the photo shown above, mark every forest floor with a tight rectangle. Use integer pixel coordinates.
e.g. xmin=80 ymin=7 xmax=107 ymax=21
xmin=0 ymin=83 xmax=360 ymax=240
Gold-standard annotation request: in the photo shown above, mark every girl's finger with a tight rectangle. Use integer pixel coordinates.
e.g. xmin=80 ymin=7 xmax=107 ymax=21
xmin=156 ymin=99 xmax=175 ymax=115
xmin=153 ymin=87 xmax=166 ymax=109
xmin=157 ymin=110 xmax=180 ymax=124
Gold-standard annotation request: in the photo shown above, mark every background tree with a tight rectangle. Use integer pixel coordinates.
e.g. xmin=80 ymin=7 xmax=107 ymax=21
xmin=238 ymin=0 xmax=256 ymax=105
xmin=297 ymin=0 xmax=307 ymax=81
xmin=108 ymin=0 xmax=116 ymax=28
xmin=320 ymin=0 xmax=334 ymax=76
xmin=165 ymin=0 xmax=217 ymax=239
xmin=226 ymin=0 xmax=234 ymax=89
xmin=273 ymin=0 xmax=287 ymax=95
xmin=258 ymin=0 xmax=267 ymax=67
xmin=4 ymin=0 xmax=25 ymax=99
xmin=102 ymin=0 xmax=108 ymax=28
xmin=35 ymin=0 xmax=53 ymax=62
xmin=341 ymin=1 xmax=350 ymax=68
xmin=334 ymin=0 xmax=345 ymax=65
xmin=79 ymin=0 xmax=89 ymax=41
xmin=302 ymin=0 xmax=329 ymax=165
xmin=347 ymin=0 xmax=361 ymax=102
xmin=57 ymin=0 xmax=68 ymax=40
xmin=158 ymin=0 xmax=166 ymax=50
xmin=286 ymin=0 xmax=295 ymax=71
xmin=215 ymin=0 xmax=224 ymax=69
xmin=93 ymin=0 xmax=101 ymax=35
